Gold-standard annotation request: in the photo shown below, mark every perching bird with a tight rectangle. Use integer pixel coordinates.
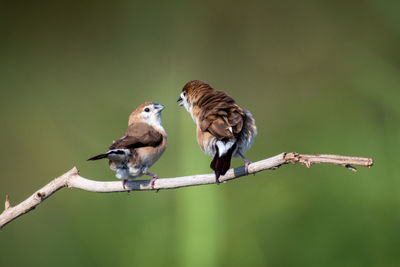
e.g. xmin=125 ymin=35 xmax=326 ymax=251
xmin=88 ymin=102 xmax=167 ymax=188
xmin=177 ymin=80 xmax=257 ymax=182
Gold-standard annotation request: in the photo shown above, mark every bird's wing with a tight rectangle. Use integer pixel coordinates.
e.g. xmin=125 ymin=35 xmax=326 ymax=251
xmin=109 ymin=122 xmax=162 ymax=150
xmin=199 ymin=90 xmax=245 ymax=140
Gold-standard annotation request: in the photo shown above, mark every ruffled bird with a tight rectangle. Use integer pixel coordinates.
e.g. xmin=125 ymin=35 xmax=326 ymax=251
xmin=178 ymin=80 xmax=257 ymax=182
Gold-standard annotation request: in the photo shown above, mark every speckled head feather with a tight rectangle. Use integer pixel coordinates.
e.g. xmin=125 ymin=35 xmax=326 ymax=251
xmin=181 ymin=80 xmax=213 ymax=105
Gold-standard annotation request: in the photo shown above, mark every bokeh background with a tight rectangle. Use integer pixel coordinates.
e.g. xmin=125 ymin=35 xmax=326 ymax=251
xmin=1 ymin=0 xmax=399 ymax=266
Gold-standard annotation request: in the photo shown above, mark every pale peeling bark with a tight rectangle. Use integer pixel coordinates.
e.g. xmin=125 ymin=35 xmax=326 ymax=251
xmin=0 ymin=152 xmax=373 ymax=229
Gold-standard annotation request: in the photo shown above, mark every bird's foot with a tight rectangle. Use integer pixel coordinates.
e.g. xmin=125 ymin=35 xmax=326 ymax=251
xmin=238 ymin=151 xmax=253 ymax=175
xmin=145 ymin=172 xmax=159 ymax=190
xmin=244 ymin=160 xmax=253 ymax=174
xmin=150 ymin=176 xmax=158 ymax=189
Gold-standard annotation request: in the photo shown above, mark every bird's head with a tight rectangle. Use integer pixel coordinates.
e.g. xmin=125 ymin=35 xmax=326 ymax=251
xmin=177 ymin=80 xmax=213 ymax=113
xmin=129 ymin=102 xmax=165 ymax=126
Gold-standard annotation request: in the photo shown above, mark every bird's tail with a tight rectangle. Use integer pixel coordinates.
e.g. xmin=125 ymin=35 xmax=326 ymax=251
xmin=210 ymin=144 xmax=235 ymax=180
xmin=87 ymin=153 xmax=108 ymax=161
xmin=88 ymin=149 xmax=129 ymax=161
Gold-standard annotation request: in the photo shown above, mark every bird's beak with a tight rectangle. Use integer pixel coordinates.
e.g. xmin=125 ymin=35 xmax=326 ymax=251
xmin=154 ymin=103 xmax=165 ymax=112
xmin=177 ymin=96 xmax=183 ymax=106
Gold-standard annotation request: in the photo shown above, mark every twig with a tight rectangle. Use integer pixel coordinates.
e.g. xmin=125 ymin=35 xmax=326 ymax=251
xmin=4 ymin=195 xmax=11 ymax=211
xmin=0 ymin=152 xmax=373 ymax=229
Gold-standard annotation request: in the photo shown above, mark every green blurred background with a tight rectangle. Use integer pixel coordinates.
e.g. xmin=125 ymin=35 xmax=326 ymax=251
xmin=1 ymin=0 xmax=399 ymax=266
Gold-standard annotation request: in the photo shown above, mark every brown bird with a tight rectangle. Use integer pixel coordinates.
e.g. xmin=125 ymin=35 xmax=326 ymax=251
xmin=177 ymin=80 xmax=257 ymax=182
xmin=88 ymin=102 xmax=167 ymax=188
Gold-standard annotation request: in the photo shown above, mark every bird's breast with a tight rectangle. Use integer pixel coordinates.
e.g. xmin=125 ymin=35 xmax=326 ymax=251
xmin=133 ymin=135 xmax=167 ymax=168
xmin=196 ymin=126 xmax=218 ymax=157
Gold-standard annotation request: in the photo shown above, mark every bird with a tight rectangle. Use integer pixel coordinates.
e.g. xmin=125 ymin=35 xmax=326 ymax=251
xmin=177 ymin=80 xmax=257 ymax=182
xmin=88 ymin=102 xmax=167 ymax=189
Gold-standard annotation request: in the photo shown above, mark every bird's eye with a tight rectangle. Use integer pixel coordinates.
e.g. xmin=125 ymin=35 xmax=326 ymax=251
xmin=183 ymin=91 xmax=186 ymax=96
xmin=144 ymin=108 xmax=150 ymax=112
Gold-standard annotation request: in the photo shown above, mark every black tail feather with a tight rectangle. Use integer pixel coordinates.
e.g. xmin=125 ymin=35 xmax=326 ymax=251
xmin=210 ymin=144 xmax=235 ymax=180
xmin=87 ymin=153 xmax=108 ymax=161
xmin=210 ymin=149 xmax=219 ymax=175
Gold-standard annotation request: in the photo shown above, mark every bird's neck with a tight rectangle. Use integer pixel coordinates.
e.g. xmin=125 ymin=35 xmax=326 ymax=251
xmin=184 ymin=102 xmax=197 ymax=123
xmin=146 ymin=116 xmax=166 ymax=135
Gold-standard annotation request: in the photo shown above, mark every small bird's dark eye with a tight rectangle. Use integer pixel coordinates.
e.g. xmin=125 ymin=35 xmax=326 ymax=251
xmin=144 ymin=108 xmax=150 ymax=112
xmin=183 ymin=91 xmax=186 ymax=96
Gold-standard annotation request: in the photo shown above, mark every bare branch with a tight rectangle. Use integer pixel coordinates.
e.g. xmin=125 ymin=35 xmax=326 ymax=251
xmin=0 ymin=152 xmax=373 ymax=229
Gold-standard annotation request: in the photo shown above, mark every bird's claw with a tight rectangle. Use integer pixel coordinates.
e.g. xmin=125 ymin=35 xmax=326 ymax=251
xmin=238 ymin=151 xmax=253 ymax=175
xmin=149 ymin=175 xmax=159 ymax=190
xmin=150 ymin=178 xmax=157 ymax=189
xmin=144 ymin=172 xmax=159 ymax=190
xmin=244 ymin=160 xmax=253 ymax=175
